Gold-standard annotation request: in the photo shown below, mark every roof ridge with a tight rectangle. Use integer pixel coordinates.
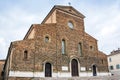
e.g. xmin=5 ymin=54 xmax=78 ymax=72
xmin=54 ymin=5 xmax=72 ymax=7
xmin=41 ymin=5 xmax=85 ymax=24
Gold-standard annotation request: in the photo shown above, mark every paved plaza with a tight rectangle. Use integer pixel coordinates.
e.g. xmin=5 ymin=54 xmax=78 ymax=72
xmin=31 ymin=75 xmax=120 ymax=80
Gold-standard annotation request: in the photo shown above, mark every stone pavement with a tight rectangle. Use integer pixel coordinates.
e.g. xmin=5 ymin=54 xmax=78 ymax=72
xmin=32 ymin=75 xmax=120 ymax=80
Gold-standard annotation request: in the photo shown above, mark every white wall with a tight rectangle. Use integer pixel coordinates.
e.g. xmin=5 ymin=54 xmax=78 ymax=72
xmin=108 ymin=54 xmax=120 ymax=75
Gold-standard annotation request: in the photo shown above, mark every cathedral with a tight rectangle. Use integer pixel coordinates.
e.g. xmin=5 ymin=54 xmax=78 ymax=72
xmin=2 ymin=5 xmax=109 ymax=80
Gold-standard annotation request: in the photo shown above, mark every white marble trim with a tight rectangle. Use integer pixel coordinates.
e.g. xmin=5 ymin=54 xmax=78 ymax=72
xmin=9 ymin=71 xmax=109 ymax=77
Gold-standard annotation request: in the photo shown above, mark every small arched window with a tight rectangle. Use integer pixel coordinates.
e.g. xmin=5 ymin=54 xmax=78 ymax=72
xmin=45 ymin=36 xmax=49 ymax=43
xmin=101 ymin=59 xmax=104 ymax=64
xmin=24 ymin=50 xmax=28 ymax=59
xmin=90 ymin=46 xmax=94 ymax=51
xmin=62 ymin=39 xmax=66 ymax=54
xmin=78 ymin=43 xmax=82 ymax=56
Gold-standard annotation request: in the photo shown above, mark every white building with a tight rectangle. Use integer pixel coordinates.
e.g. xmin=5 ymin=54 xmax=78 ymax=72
xmin=108 ymin=48 xmax=120 ymax=75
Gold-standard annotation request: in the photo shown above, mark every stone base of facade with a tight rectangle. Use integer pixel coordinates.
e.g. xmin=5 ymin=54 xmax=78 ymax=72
xmin=8 ymin=77 xmax=32 ymax=80
xmin=9 ymin=71 xmax=109 ymax=78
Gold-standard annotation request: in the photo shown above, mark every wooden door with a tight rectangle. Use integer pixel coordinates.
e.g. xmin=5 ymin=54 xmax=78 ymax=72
xmin=71 ymin=59 xmax=79 ymax=76
xmin=93 ymin=65 xmax=97 ymax=76
xmin=45 ymin=63 xmax=52 ymax=77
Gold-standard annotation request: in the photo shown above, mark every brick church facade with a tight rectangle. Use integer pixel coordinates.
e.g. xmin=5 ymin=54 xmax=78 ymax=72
xmin=2 ymin=5 xmax=109 ymax=80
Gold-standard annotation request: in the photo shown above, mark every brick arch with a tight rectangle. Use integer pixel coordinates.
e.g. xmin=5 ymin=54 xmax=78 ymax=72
xmin=70 ymin=56 xmax=80 ymax=62
xmin=43 ymin=60 xmax=54 ymax=65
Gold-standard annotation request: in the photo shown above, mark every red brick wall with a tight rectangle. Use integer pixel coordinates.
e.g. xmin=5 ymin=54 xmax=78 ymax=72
xmin=8 ymin=7 xmax=108 ymax=80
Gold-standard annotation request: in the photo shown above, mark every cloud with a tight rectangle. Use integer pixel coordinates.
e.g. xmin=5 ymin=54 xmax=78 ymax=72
xmin=100 ymin=26 xmax=117 ymax=36
xmin=84 ymin=1 xmax=120 ymax=54
xmin=0 ymin=6 xmax=43 ymax=59
xmin=0 ymin=0 xmax=120 ymax=59
xmin=0 ymin=38 xmax=6 ymax=47
xmin=0 ymin=37 xmax=7 ymax=59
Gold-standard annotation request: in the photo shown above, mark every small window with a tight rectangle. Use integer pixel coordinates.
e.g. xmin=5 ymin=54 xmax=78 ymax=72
xmin=45 ymin=36 xmax=49 ymax=43
xmin=109 ymin=58 xmax=112 ymax=62
xmin=116 ymin=64 xmax=120 ymax=69
xmin=78 ymin=43 xmax=82 ymax=56
xmin=110 ymin=66 xmax=114 ymax=70
xmin=101 ymin=59 xmax=104 ymax=64
xmin=68 ymin=21 xmax=74 ymax=29
xmin=24 ymin=50 xmax=28 ymax=59
xmin=90 ymin=46 xmax=94 ymax=50
xmin=62 ymin=39 xmax=66 ymax=54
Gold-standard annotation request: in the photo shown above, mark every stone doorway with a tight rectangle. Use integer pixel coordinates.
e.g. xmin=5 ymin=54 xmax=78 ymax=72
xmin=71 ymin=59 xmax=79 ymax=76
xmin=45 ymin=63 xmax=52 ymax=77
xmin=93 ymin=65 xmax=97 ymax=76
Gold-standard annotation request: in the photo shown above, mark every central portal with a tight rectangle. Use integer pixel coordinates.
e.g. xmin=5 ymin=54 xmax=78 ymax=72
xmin=71 ymin=59 xmax=79 ymax=76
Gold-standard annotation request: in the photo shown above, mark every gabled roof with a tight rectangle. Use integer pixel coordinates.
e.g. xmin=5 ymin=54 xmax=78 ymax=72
xmin=24 ymin=24 xmax=35 ymax=39
xmin=42 ymin=5 xmax=85 ymax=24
xmin=84 ymin=32 xmax=97 ymax=41
xmin=55 ymin=5 xmax=85 ymax=17
xmin=108 ymin=48 xmax=120 ymax=56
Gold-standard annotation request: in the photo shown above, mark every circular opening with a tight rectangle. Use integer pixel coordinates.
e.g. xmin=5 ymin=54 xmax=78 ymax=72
xmin=68 ymin=21 xmax=74 ymax=29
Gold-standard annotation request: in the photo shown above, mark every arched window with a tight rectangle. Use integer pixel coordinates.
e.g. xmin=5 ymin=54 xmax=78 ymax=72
xmin=62 ymin=39 xmax=66 ymax=54
xmin=24 ymin=50 xmax=28 ymax=59
xmin=78 ymin=43 xmax=82 ymax=56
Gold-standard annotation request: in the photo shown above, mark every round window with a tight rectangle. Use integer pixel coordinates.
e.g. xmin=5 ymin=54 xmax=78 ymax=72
xmin=68 ymin=21 xmax=74 ymax=29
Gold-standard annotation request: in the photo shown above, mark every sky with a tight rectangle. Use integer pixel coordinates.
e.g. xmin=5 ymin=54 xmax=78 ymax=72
xmin=0 ymin=0 xmax=120 ymax=59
